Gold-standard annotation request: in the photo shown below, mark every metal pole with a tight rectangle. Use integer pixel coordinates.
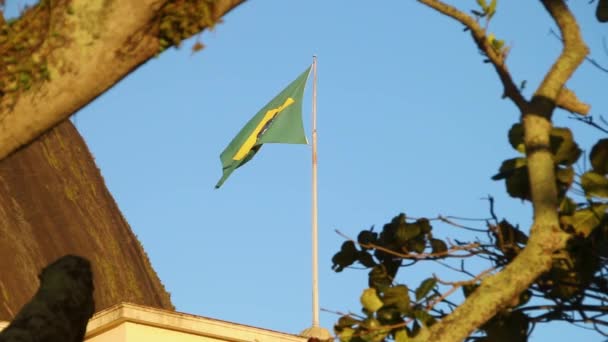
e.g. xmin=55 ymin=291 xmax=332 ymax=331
xmin=311 ymin=55 xmax=319 ymax=328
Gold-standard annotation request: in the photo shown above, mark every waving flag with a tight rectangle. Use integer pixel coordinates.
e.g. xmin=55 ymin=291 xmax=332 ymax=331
xmin=215 ymin=66 xmax=311 ymax=188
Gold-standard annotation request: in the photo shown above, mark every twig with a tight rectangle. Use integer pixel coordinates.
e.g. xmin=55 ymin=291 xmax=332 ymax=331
xmin=428 ymin=267 xmax=496 ymax=311
xmin=334 ymin=229 xmax=481 ymax=260
xmin=417 ymin=0 xmax=527 ymax=111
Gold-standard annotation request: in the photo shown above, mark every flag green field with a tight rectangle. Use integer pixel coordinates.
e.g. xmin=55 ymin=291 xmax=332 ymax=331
xmin=215 ymin=66 xmax=311 ymax=188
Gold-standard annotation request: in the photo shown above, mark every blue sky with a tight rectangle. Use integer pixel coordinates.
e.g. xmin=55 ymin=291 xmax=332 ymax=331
xmin=9 ymin=0 xmax=608 ymax=340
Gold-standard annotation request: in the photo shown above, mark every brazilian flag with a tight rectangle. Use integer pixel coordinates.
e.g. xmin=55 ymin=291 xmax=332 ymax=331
xmin=215 ymin=66 xmax=311 ymax=188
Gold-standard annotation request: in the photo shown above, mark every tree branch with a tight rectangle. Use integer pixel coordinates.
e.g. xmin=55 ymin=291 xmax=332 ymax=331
xmin=417 ymin=0 xmax=527 ymax=112
xmin=0 ymin=0 xmax=245 ymax=161
xmin=412 ymin=1 xmax=589 ymax=341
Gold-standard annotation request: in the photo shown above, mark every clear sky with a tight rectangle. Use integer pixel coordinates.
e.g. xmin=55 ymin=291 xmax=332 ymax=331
xmin=11 ymin=0 xmax=608 ymax=340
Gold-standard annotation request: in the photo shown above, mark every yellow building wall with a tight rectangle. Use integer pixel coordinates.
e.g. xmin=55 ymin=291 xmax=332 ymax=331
xmin=125 ymin=322 xmax=221 ymax=342
xmin=86 ymin=323 xmax=127 ymax=342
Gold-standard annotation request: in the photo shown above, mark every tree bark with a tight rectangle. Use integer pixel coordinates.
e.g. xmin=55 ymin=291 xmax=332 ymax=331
xmin=0 ymin=0 xmax=245 ymax=161
xmin=0 ymin=120 xmax=173 ymax=320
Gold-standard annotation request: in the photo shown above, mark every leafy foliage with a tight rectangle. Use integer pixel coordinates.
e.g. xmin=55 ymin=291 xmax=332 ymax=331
xmin=332 ymin=111 xmax=608 ymax=342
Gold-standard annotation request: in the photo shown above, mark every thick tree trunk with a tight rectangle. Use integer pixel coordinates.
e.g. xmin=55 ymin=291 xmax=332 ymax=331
xmin=0 ymin=0 xmax=245 ymax=161
xmin=0 ymin=120 xmax=173 ymax=320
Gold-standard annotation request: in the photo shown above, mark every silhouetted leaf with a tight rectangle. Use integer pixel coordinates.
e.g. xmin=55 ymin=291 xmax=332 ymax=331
xmin=369 ymin=265 xmax=392 ymax=291
xmin=417 ymin=218 xmax=432 ymax=234
xmin=358 ymin=251 xmax=377 ymax=268
xmin=336 ymin=315 xmax=360 ymax=330
xmin=590 ymin=138 xmax=608 ymax=174
xmin=597 ymin=0 xmax=608 ymax=22
xmin=508 ymin=123 xmax=525 ymax=154
xmin=493 ymin=158 xmax=530 ymax=200
xmin=414 ymin=310 xmax=436 ymax=327
xmin=358 ymin=229 xmax=377 ymax=246
xmin=462 ymin=284 xmax=479 ymax=298
xmin=396 ymin=223 xmax=421 ymax=243
xmin=332 ymin=241 xmax=359 ymax=272
xmin=408 ymin=238 xmax=426 ymax=254
xmin=430 ymin=239 xmax=448 ymax=255
xmin=550 ymin=127 xmax=581 ymax=165
xmin=415 ymin=278 xmax=437 ymax=301
xmin=581 ymin=171 xmax=608 ymax=198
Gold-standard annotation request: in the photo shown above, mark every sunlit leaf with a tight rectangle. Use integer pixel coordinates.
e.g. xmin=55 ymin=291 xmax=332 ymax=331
xmin=487 ymin=0 xmax=497 ymax=19
xmin=559 ymin=197 xmax=577 ymax=216
xmin=394 ymin=328 xmax=410 ymax=342
xmin=581 ymin=171 xmax=608 ymax=198
xmin=572 ymin=205 xmax=608 ymax=237
xmin=338 ymin=327 xmax=354 ymax=342
xmin=361 ymin=288 xmax=383 ymax=313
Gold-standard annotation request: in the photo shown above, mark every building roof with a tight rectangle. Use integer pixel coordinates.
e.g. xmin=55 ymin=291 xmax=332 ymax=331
xmin=1 ymin=302 xmax=308 ymax=342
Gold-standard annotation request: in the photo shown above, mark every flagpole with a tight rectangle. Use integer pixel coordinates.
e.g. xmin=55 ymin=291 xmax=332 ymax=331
xmin=311 ymin=55 xmax=320 ymax=329
xmin=301 ymin=56 xmax=330 ymax=340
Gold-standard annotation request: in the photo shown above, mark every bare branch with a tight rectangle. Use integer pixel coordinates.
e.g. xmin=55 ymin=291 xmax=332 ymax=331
xmin=417 ymin=0 xmax=527 ymax=111
xmin=409 ymin=1 xmax=588 ymax=341
xmin=334 ymin=229 xmax=481 ymax=260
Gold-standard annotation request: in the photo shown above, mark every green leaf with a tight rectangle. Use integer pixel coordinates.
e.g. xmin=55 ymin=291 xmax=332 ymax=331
xmin=382 ymin=285 xmax=410 ymax=313
xmin=559 ymin=197 xmax=577 ymax=216
xmin=476 ymin=0 xmax=488 ymax=11
xmin=396 ymin=223 xmax=421 ymax=243
xmin=487 ymin=0 xmax=497 ymax=19
xmin=417 ymin=218 xmax=432 ymax=234
xmin=581 ymin=171 xmax=608 ymax=198
xmin=369 ymin=265 xmax=393 ymax=291
xmin=556 ymin=166 xmax=574 ymax=187
xmin=550 ymin=127 xmax=581 ymax=165
xmin=492 ymin=158 xmax=530 ymax=200
xmin=394 ymin=328 xmax=410 ymax=342
xmin=492 ymin=157 xmax=527 ymax=180
xmin=361 ymin=288 xmax=384 ymax=313
xmin=408 ymin=238 xmax=426 ymax=254
xmin=337 ymin=315 xmax=360 ymax=329
xmin=414 ymin=310 xmax=436 ymax=327
xmin=415 ymin=278 xmax=437 ymax=301
xmin=338 ymin=327 xmax=355 ymax=342
xmin=591 ymin=138 xmax=608 ymax=174
xmin=572 ymin=205 xmax=608 ymax=237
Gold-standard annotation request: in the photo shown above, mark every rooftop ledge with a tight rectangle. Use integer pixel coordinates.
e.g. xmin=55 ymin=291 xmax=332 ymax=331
xmin=0 ymin=302 xmax=309 ymax=342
